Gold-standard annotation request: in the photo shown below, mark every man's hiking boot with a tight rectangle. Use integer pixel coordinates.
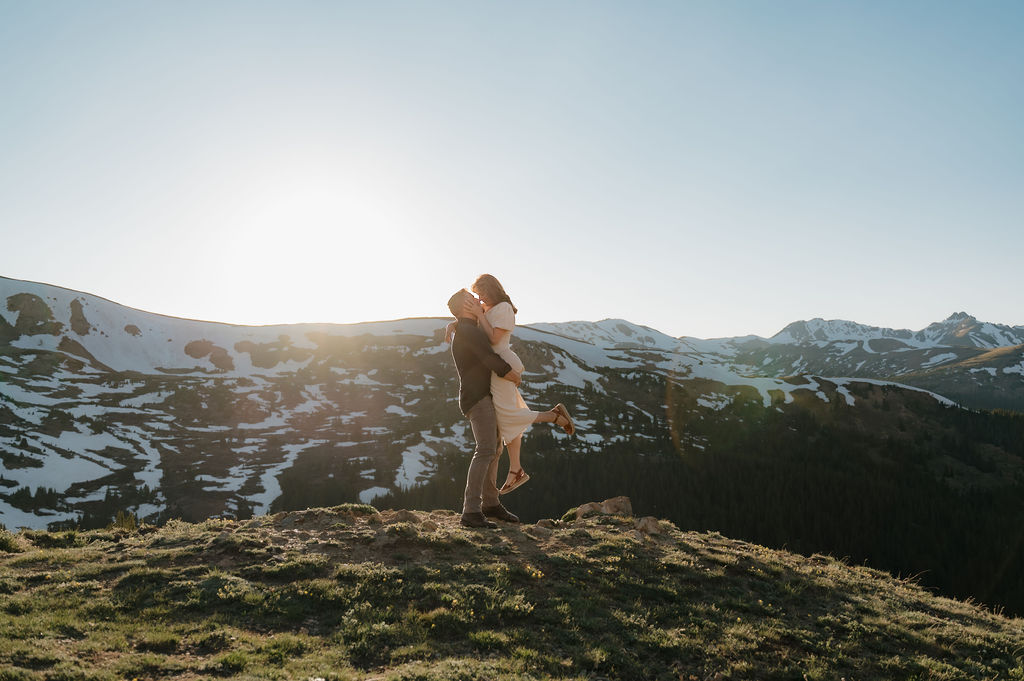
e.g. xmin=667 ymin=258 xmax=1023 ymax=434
xmin=460 ymin=512 xmax=498 ymax=529
xmin=482 ymin=505 xmax=520 ymax=523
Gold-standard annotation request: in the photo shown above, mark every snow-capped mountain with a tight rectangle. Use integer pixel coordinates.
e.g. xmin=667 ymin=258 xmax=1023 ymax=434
xmin=769 ymin=318 xmax=925 ymax=346
xmin=2 ymin=275 xmax=1021 ymax=530
xmin=0 ymin=276 xmax=445 ymax=374
xmin=916 ymin=312 xmax=1024 ymax=349
xmin=537 ymin=312 xmax=1024 ymax=411
xmin=768 ymin=313 xmax=1024 ymax=350
xmin=702 ymin=313 xmax=1024 ymax=411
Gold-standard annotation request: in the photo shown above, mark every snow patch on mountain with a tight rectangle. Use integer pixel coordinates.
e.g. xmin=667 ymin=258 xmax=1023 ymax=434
xmin=696 ymin=394 xmax=731 ymax=410
xmin=677 ymin=336 xmax=760 ymax=357
xmin=1003 ymin=363 xmax=1024 ymax=376
xmin=0 ymin=499 xmax=78 ymax=531
xmin=529 ymin=319 xmax=680 ymax=352
xmin=358 ymin=486 xmax=390 ymax=504
xmin=395 ymin=442 xmax=436 ymax=489
xmin=516 ymin=327 xmax=635 ymax=370
xmin=1 ymin=382 xmax=64 ymax=408
xmin=252 ymin=440 xmax=327 ymax=516
xmin=1 ymin=438 xmax=116 ymax=493
xmin=548 ymin=354 xmax=606 ymax=393
xmin=116 ymin=425 xmax=165 ymax=493
xmin=980 ymin=323 xmax=1019 ymax=348
xmin=828 ymin=378 xmax=958 ymax=407
xmin=834 ymin=342 xmax=860 ymax=356
xmin=922 ymin=352 xmax=958 ymax=368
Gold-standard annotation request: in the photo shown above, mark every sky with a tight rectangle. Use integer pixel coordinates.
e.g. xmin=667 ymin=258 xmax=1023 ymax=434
xmin=1 ymin=1 xmax=1022 ymax=339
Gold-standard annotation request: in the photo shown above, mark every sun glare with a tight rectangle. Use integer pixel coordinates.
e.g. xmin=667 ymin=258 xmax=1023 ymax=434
xmin=199 ymin=154 xmax=432 ymax=327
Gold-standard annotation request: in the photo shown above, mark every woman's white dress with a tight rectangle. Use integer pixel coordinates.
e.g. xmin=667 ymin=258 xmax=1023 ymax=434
xmin=486 ymin=302 xmax=539 ymax=444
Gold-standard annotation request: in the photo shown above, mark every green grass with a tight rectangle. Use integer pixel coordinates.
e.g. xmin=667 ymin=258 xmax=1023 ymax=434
xmin=0 ymin=504 xmax=1021 ymax=680
xmin=0 ymin=529 xmax=23 ymax=554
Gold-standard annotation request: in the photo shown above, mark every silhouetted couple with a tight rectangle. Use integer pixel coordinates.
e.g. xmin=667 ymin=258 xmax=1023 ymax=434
xmin=446 ymin=275 xmax=575 ymax=529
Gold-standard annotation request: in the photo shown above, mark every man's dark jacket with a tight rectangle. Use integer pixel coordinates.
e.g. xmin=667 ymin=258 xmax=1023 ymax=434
xmin=451 ymin=317 xmax=513 ymax=415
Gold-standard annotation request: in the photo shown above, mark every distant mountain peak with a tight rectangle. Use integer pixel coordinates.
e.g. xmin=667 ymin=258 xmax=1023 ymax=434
xmin=769 ymin=318 xmax=907 ymax=345
xmin=765 ymin=312 xmax=1024 ymax=351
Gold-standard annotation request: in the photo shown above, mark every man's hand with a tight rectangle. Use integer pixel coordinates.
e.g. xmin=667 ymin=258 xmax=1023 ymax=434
xmin=461 ymin=297 xmax=483 ymax=319
xmin=503 ymin=370 xmax=522 ymax=386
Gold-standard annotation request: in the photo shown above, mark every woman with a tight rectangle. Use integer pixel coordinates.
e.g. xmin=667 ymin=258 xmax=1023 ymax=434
xmin=449 ymin=274 xmax=575 ymax=494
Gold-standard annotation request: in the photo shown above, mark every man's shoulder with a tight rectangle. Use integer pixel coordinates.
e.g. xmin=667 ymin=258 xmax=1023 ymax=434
xmin=454 ymin=321 xmax=487 ymax=346
xmin=456 ymin=320 xmax=484 ymax=336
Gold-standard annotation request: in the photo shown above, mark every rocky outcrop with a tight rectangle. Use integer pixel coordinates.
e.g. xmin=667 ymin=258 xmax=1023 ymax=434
xmin=571 ymin=495 xmax=633 ymax=520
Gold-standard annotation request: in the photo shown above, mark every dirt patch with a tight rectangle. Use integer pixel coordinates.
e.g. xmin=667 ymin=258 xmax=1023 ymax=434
xmin=235 ymin=337 xmax=312 ymax=369
xmin=6 ymin=293 xmax=63 ymax=336
xmin=185 ymin=340 xmax=214 ymax=359
xmin=184 ymin=339 xmax=235 ymax=371
xmin=868 ymin=338 xmax=914 ymax=353
xmin=124 ymin=324 xmax=142 ymax=337
xmin=69 ymin=299 xmax=92 ymax=336
xmin=58 ymin=337 xmax=113 ymax=372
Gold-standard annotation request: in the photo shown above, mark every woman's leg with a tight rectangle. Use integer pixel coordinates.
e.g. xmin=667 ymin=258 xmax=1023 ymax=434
xmin=534 ymin=410 xmax=556 ymax=423
xmin=501 ymin=434 xmax=528 ymax=491
xmin=536 ymin=405 xmax=577 ymax=432
xmin=507 ymin=435 xmax=523 ymax=474
xmin=534 ymin=408 xmax=572 ymax=431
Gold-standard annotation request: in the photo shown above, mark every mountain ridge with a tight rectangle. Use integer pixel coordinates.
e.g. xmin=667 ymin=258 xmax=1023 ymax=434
xmin=2 ymin=274 xmax=1023 ymax=533
xmin=765 ymin=312 xmax=1024 ymax=349
xmin=10 ymin=274 xmax=1023 ymax=350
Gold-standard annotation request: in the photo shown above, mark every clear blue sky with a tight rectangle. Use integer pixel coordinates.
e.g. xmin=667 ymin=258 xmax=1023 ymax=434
xmin=2 ymin=1 xmax=1022 ymax=338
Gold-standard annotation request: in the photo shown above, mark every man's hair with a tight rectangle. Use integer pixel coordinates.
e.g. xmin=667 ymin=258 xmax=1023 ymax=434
xmin=447 ymin=289 xmax=471 ymax=317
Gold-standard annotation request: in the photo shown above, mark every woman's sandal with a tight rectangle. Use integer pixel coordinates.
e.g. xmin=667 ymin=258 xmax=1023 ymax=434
xmin=499 ymin=468 xmax=530 ymax=495
xmin=552 ymin=403 xmax=576 ymax=435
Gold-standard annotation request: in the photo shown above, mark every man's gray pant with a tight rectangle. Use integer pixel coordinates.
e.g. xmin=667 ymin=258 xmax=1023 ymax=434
xmin=462 ymin=396 xmax=502 ymax=514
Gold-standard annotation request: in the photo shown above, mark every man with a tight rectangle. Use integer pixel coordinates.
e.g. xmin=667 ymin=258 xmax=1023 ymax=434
xmin=447 ymin=289 xmax=523 ymax=528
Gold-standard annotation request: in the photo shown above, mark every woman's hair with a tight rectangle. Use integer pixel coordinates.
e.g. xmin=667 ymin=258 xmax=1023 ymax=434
xmin=472 ymin=274 xmax=517 ymax=314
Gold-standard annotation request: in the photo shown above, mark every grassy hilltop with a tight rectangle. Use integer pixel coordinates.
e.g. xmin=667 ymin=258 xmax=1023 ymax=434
xmin=0 ymin=500 xmax=1022 ymax=681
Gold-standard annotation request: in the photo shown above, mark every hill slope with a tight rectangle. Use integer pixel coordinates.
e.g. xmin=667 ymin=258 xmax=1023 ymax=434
xmin=1 ymin=500 xmax=1022 ymax=681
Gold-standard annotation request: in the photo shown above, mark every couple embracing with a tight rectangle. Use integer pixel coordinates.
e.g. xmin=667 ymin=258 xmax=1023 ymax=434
xmin=447 ymin=274 xmax=576 ymax=529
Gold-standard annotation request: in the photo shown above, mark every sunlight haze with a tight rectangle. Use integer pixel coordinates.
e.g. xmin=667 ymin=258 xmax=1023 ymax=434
xmin=2 ymin=1 xmax=1022 ymax=338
